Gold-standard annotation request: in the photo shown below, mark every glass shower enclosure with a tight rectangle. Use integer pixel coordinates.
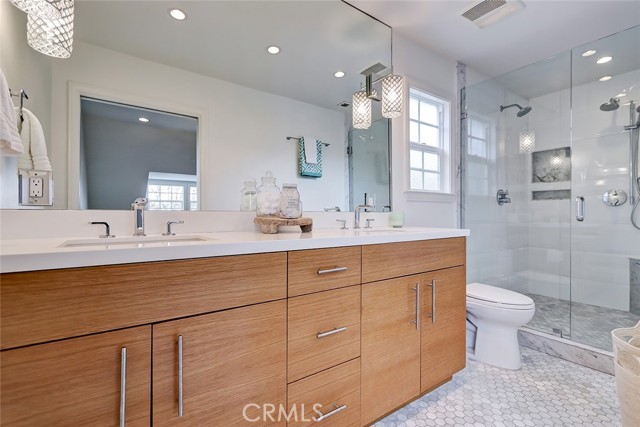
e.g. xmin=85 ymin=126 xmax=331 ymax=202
xmin=462 ymin=25 xmax=640 ymax=351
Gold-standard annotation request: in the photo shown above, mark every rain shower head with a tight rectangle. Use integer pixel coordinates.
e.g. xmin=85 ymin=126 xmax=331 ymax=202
xmin=499 ymin=103 xmax=532 ymax=117
xmin=600 ymin=98 xmax=620 ymax=111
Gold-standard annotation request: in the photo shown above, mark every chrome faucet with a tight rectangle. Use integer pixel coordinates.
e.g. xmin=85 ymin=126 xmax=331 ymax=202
xmin=131 ymin=197 xmax=148 ymax=236
xmin=354 ymin=204 xmax=374 ymax=229
xmin=163 ymin=220 xmax=184 ymax=236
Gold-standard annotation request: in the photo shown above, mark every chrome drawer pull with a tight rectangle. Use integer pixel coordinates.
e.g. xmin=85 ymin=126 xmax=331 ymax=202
xmin=317 ymin=266 xmax=348 ymax=275
xmin=427 ymin=280 xmax=436 ymax=323
xmin=178 ymin=335 xmax=184 ymax=417
xmin=120 ymin=347 xmax=127 ymax=427
xmin=314 ymin=403 xmax=347 ymax=422
xmin=411 ymin=284 xmax=420 ymax=329
xmin=317 ymin=326 xmax=347 ymax=338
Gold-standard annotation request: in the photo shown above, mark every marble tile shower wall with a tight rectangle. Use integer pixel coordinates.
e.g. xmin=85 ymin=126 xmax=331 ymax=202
xmin=467 ymin=67 xmax=639 ymax=312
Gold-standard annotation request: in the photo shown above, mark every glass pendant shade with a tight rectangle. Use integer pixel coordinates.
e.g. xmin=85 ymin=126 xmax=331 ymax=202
xmin=27 ymin=0 xmax=74 ymax=58
xmin=10 ymin=0 xmax=62 ymax=20
xmin=353 ymin=90 xmax=372 ymax=129
xmin=519 ymin=130 xmax=535 ymax=153
xmin=381 ymin=74 xmax=404 ymax=118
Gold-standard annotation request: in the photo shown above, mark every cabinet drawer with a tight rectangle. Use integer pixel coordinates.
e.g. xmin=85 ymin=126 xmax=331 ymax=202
xmin=288 ymin=286 xmax=360 ymax=382
xmin=288 ymin=246 xmax=361 ymax=297
xmin=1 ymin=252 xmax=286 ymax=350
xmin=362 ymin=237 xmax=465 ymax=283
xmin=287 ymin=358 xmax=360 ymax=427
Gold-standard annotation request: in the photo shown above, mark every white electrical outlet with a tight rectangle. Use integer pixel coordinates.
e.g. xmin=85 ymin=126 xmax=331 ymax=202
xmin=29 ymin=177 xmax=44 ymax=197
xmin=19 ymin=169 xmax=54 ymax=206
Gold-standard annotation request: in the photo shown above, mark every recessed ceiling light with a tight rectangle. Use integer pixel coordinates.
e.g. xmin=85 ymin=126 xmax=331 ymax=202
xmin=598 ymin=76 xmax=612 ymax=82
xmin=596 ymin=56 xmax=613 ymax=64
xmin=616 ymin=93 xmax=627 ymax=98
xmin=334 ymin=71 xmax=345 ymax=78
xmin=267 ymin=46 xmax=280 ymax=55
xmin=139 ymin=117 xmax=149 ymax=123
xmin=169 ymin=8 xmax=187 ymax=21
xmin=581 ymin=50 xmax=597 ymax=57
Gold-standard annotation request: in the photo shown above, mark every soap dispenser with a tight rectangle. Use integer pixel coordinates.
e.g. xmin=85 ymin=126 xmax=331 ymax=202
xmin=256 ymin=170 xmax=281 ymax=216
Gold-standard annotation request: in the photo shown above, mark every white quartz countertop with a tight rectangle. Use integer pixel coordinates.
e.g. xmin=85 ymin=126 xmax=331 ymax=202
xmin=0 ymin=227 xmax=469 ymax=273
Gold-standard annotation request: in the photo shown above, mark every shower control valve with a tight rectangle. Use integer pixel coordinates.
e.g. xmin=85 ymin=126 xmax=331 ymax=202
xmin=496 ymin=189 xmax=511 ymax=206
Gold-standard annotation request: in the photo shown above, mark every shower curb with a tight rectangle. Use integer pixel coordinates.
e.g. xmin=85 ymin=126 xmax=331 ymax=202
xmin=518 ymin=327 xmax=614 ymax=375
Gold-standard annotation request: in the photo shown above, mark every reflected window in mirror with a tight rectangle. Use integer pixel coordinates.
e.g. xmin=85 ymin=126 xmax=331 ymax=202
xmin=80 ymin=97 xmax=198 ymax=210
xmin=408 ymin=87 xmax=451 ymax=193
xmin=466 ymin=115 xmax=493 ymax=196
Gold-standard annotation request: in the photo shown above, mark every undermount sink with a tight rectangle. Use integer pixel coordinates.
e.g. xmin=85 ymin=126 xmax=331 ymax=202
xmin=59 ymin=235 xmax=212 ymax=248
xmin=358 ymin=228 xmax=406 ymax=233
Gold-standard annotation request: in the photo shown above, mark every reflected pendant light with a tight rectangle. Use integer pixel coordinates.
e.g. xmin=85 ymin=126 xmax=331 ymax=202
xmin=519 ymin=130 xmax=535 ymax=153
xmin=353 ymin=90 xmax=373 ymax=129
xmin=10 ymin=0 xmax=62 ymax=20
xmin=381 ymin=74 xmax=404 ymax=118
xmin=27 ymin=0 xmax=74 ymax=58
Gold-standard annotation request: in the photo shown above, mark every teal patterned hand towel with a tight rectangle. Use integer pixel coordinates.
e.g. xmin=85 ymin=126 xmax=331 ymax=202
xmin=298 ymin=137 xmax=322 ymax=177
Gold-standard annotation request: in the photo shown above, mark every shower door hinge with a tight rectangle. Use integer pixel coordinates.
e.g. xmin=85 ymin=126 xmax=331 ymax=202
xmin=347 ymin=146 xmax=353 ymax=156
xmin=460 ymin=112 xmax=468 ymax=120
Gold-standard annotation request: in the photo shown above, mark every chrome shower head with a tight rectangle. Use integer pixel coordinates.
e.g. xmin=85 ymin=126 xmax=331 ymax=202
xmin=499 ymin=103 xmax=532 ymax=117
xmin=600 ymin=98 xmax=620 ymax=111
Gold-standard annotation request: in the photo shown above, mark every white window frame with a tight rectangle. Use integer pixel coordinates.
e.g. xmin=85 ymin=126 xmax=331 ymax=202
xmin=465 ymin=113 xmax=494 ymax=196
xmin=146 ymin=172 xmax=198 ymax=211
xmin=405 ymin=84 xmax=453 ymax=198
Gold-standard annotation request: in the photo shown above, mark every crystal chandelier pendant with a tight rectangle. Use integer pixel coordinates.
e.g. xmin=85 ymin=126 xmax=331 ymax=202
xmin=519 ymin=130 xmax=535 ymax=153
xmin=382 ymin=74 xmax=404 ymax=118
xmin=353 ymin=90 xmax=373 ymax=129
xmin=10 ymin=0 xmax=63 ymax=20
xmin=27 ymin=0 xmax=74 ymax=58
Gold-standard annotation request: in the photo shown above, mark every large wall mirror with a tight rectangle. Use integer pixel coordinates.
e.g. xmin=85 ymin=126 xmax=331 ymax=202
xmin=0 ymin=0 xmax=392 ymax=212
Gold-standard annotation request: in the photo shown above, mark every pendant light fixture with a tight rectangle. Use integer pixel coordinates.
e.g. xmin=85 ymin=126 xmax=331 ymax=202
xmin=10 ymin=0 xmax=63 ymax=20
xmin=27 ymin=0 xmax=74 ymax=58
xmin=353 ymin=63 xmax=404 ymax=129
xmin=519 ymin=130 xmax=535 ymax=153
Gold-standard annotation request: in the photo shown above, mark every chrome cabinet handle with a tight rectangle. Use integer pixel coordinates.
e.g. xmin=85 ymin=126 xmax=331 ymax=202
xmin=317 ymin=266 xmax=348 ymax=275
xmin=314 ymin=403 xmax=347 ymax=422
xmin=427 ymin=280 xmax=436 ymax=323
xmin=576 ymin=196 xmax=585 ymax=221
xmin=411 ymin=284 xmax=420 ymax=329
xmin=317 ymin=326 xmax=347 ymax=338
xmin=178 ymin=335 xmax=184 ymax=417
xmin=120 ymin=347 xmax=127 ymax=427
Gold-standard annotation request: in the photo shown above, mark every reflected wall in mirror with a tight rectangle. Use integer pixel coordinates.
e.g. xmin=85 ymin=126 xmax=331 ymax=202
xmin=0 ymin=0 xmax=392 ymax=211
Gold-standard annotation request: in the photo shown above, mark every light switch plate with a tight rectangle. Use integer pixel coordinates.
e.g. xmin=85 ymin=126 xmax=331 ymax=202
xmin=19 ymin=169 xmax=53 ymax=206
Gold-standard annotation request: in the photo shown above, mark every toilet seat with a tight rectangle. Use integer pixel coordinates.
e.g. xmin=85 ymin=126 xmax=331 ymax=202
xmin=467 ymin=282 xmax=534 ymax=310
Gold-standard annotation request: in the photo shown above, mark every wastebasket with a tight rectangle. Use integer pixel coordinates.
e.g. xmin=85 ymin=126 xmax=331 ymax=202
xmin=612 ymin=321 xmax=640 ymax=427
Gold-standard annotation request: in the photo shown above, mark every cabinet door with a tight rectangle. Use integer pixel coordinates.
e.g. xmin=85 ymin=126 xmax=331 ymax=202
xmin=361 ymin=276 xmax=421 ymax=426
xmin=420 ymin=266 xmax=466 ymax=393
xmin=153 ymin=300 xmax=287 ymax=427
xmin=1 ymin=326 xmax=151 ymax=427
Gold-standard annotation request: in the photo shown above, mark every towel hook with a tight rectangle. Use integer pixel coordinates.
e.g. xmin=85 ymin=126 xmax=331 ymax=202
xmin=9 ymin=88 xmax=28 ymax=121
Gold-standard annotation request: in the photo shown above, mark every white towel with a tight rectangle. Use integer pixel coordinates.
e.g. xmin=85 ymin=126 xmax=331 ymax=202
xmin=19 ymin=108 xmax=51 ymax=171
xmin=0 ymin=68 xmax=23 ymax=156
xmin=303 ymin=135 xmax=318 ymax=164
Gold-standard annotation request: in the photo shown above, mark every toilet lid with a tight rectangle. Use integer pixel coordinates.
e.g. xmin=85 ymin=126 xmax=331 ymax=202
xmin=466 ymin=283 xmax=533 ymax=306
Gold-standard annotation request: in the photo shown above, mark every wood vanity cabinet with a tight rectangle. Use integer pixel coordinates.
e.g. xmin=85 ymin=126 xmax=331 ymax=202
xmin=0 ymin=326 xmax=151 ymax=427
xmin=152 ymin=300 xmax=286 ymax=427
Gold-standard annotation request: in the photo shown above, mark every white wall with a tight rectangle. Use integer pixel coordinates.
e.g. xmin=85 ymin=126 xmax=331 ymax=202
xmin=0 ymin=2 xmax=52 ymax=208
xmin=389 ymin=33 xmax=458 ymax=228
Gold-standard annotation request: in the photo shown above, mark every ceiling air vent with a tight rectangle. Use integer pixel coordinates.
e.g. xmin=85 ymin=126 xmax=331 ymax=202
xmin=460 ymin=0 xmax=525 ymax=28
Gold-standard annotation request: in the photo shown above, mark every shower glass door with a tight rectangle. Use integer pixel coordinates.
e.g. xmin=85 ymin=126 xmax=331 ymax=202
xmin=569 ymin=26 xmax=640 ymax=351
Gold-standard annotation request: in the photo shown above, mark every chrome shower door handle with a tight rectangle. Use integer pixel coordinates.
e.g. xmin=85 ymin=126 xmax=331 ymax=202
xmin=120 ymin=347 xmax=127 ymax=427
xmin=576 ymin=196 xmax=585 ymax=221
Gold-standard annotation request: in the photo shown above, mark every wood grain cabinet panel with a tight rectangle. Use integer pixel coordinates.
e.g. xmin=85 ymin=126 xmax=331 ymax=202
xmin=361 ymin=276 xmax=421 ymax=426
xmin=288 ymin=285 xmax=361 ymax=382
xmin=0 ymin=326 xmax=151 ymax=427
xmin=152 ymin=300 xmax=287 ymax=427
xmin=288 ymin=246 xmax=361 ymax=297
xmin=287 ymin=358 xmax=361 ymax=427
xmin=0 ymin=252 xmax=286 ymax=349
xmin=362 ymin=237 xmax=465 ymax=283
xmin=420 ymin=266 xmax=467 ymax=393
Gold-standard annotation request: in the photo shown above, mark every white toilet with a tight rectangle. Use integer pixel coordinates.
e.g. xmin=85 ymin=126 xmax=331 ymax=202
xmin=466 ymin=282 xmax=535 ymax=370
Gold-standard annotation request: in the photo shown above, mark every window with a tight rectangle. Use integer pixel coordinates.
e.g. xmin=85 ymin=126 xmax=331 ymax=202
xmin=146 ymin=172 xmax=198 ymax=211
xmin=408 ymin=88 xmax=451 ymax=192
xmin=466 ymin=115 xmax=492 ymax=196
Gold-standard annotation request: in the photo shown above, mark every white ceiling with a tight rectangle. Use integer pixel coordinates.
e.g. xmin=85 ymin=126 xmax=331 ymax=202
xmin=349 ymin=0 xmax=640 ymax=79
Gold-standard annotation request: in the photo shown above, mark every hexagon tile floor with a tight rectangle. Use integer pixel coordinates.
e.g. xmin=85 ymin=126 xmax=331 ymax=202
xmin=373 ymin=348 xmax=621 ymax=427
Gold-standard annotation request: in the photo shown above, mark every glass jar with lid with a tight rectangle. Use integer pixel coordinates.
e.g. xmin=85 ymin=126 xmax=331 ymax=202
xmin=279 ymin=183 xmax=302 ymax=218
xmin=240 ymin=178 xmax=257 ymax=211
xmin=256 ymin=170 xmax=281 ymax=216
